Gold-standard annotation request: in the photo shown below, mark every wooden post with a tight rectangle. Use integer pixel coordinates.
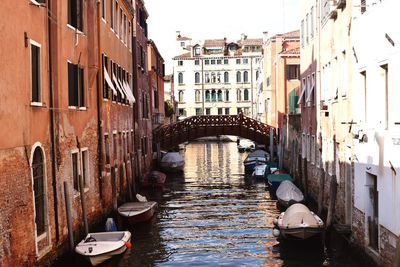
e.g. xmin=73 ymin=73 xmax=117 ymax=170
xmin=318 ymin=162 xmax=326 ymax=216
xmin=63 ymin=182 xmax=74 ymax=252
xmin=111 ymin=166 xmax=117 ymax=211
xmin=269 ymin=128 xmax=274 ymax=161
xmin=395 ymin=238 xmax=400 ymax=267
xmin=79 ymin=174 xmax=89 ymax=236
xmin=326 ymin=175 xmax=338 ymax=228
xmin=303 ymin=158 xmax=308 ymax=199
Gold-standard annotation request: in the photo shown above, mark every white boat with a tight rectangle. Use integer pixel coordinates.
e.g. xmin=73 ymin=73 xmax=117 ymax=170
xmin=251 ymin=164 xmax=267 ymax=178
xmin=244 ymin=150 xmax=269 ymax=173
xmin=160 ymin=152 xmax=185 ymax=172
xmin=75 ymin=231 xmax=131 ymax=266
xmin=275 ymin=203 xmax=324 ymax=240
xmin=237 ymin=139 xmax=255 ymax=152
xmin=118 ymin=200 xmax=157 ymax=224
xmin=276 ymin=180 xmax=305 ymax=207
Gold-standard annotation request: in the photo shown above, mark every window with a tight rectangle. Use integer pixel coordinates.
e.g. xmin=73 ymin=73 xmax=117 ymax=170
xmin=211 ymin=90 xmax=217 ymax=102
xmin=205 ymin=90 xmax=210 ymax=102
xmin=115 ymin=1 xmax=119 ymax=35
xmin=225 ymin=108 xmax=230 ymax=115
xmin=32 ymin=147 xmax=46 ymax=235
xmin=224 ymin=72 xmax=229 ymax=83
xmin=205 ymin=73 xmax=210 ymax=83
xmin=195 ymin=59 xmax=200 ymax=65
xmin=31 ymin=42 xmax=41 ymax=103
xmin=101 ymin=0 xmax=106 ymax=20
xmin=194 ymin=47 xmax=201 ymax=56
xmin=81 ymin=149 xmax=89 ymax=187
xmin=243 ymin=58 xmax=248 ymax=64
xmin=237 ymin=107 xmax=242 ymax=114
xmin=211 ymin=59 xmax=216 ymax=65
xmin=225 ymin=90 xmax=229 ymax=101
xmin=128 ymin=22 xmax=131 ymax=50
xmin=224 ymin=59 xmax=228 ymax=65
xmin=178 ymin=72 xmax=184 ymax=84
xmin=180 ymin=41 xmax=185 ymax=47
xmin=256 ymin=71 xmax=259 ymax=81
xmin=68 ymin=0 xmax=83 ymax=31
xmin=217 ymin=59 xmax=222 ymax=65
xmin=104 ymin=134 xmax=110 ymax=166
xmin=381 ymin=64 xmax=388 ymax=129
xmin=211 ymin=72 xmax=216 ymax=83
xmin=120 ymin=8 xmax=123 ymax=40
xmin=361 ymin=0 xmax=366 ymax=14
xmin=236 ymin=71 xmax=241 ymax=83
xmin=195 ymin=72 xmax=200 ymax=84
xmin=244 ymin=89 xmax=249 ymax=101
xmin=206 ymin=108 xmax=211 ymax=115
xmin=287 ymin=65 xmax=300 ymax=80
xmin=195 ymin=90 xmax=201 ymax=102
xmin=110 ymin=0 xmax=114 ymax=29
xmin=217 ymin=90 xmax=223 ymax=101
xmin=178 ymin=90 xmax=184 ymax=102
xmin=243 ymin=71 xmax=249 ymax=82
xmin=178 ymin=60 xmax=183 ymax=66
xmin=218 ymin=108 xmax=223 ymax=115
xmin=361 ymin=71 xmax=367 ymax=122
xmin=178 ymin=108 xmax=186 ymax=116
xmin=310 ymin=7 xmax=314 ymax=38
xmin=68 ymin=62 xmax=85 ymax=107
xmin=236 ymin=58 xmax=241 ymax=64
xmin=306 ymin=13 xmax=309 ymax=44
xmin=102 ymin=54 xmax=109 ymax=99
xmin=237 ymin=89 xmax=242 ymax=101
xmin=72 ymin=151 xmax=79 ymax=190
xmin=195 ymin=108 xmax=202 ymax=115
xmin=301 ymin=19 xmax=304 ymax=47
xmin=205 ymin=59 xmax=210 ymax=65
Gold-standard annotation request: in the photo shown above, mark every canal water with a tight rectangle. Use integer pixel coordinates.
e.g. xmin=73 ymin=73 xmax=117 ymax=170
xmin=55 ymin=142 xmax=372 ymax=267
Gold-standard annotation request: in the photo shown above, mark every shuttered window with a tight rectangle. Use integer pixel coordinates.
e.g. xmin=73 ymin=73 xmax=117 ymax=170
xmin=32 ymin=147 xmax=45 ymax=235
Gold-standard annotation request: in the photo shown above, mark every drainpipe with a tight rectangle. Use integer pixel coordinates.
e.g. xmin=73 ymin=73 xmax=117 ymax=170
xmin=48 ymin=0 xmax=60 ymax=242
xmin=96 ymin=0 xmax=103 ymax=199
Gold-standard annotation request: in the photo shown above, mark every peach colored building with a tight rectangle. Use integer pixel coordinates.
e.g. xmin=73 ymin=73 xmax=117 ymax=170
xmin=147 ymin=40 xmax=165 ymax=130
xmin=133 ymin=0 xmax=152 ymax=176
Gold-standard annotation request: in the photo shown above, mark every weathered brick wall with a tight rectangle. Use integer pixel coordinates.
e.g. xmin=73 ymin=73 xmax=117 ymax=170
xmin=380 ymin=226 xmax=397 ymax=267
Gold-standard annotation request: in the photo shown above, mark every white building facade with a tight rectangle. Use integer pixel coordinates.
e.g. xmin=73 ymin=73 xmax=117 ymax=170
xmin=172 ymin=33 xmax=262 ymax=119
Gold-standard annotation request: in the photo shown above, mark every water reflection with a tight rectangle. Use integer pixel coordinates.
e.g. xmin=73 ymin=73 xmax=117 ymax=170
xmin=54 ymin=142 xmax=368 ymax=267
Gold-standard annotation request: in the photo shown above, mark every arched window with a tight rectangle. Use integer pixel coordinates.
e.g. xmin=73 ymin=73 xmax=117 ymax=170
xmin=237 ymin=89 xmax=242 ymax=101
xmin=195 ymin=90 xmax=201 ymax=102
xmin=217 ymin=72 xmax=221 ymax=83
xmin=195 ymin=72 xmax=200 ymax=84
xmin=225 ymin=90 xmax=230 ymax=101
xmin=179 ymin=90 xmax=184 ymax=102
xmin=32 ymin=147 xmax=45 ymax=235
xmin=211 ymin=89 xmax=217 ymax=101
xmin=205 ymin=90 xmax=211 ymax=102
xmin=217 ymin=90 xmax=223 ymax=101
xmin=211 ymin=72 xmax=216 ymax=83
xmin=243 ymin=71 xmax=249 ymax=82
xmin=178 ymin=72 xmax=184 ymax=84
xmin=205 ymin=73 xmax=210 ymax=83
xmin=256 ymin=71 xmax=259 ymax=80
xmin=224 ymin=72 xmax=229 ymax=83
xmin=244 ymin=89 xmax=249 ymax=100
xmin=236 ymin=71 xmax=241 ymax=83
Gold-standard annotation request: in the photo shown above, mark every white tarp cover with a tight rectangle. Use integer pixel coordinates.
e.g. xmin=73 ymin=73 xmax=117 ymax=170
xmin=161 ymin=152 xmax=184 ymax=164
xmin=112 ymin=74 xmax=126 ymax=98
xmin=276 ymin=180 xmax=304 ymax=203
xmin=281 ymin=203 xmax=319 ymax=228
xmin=123 ymin=80 xmax=136 ymax=103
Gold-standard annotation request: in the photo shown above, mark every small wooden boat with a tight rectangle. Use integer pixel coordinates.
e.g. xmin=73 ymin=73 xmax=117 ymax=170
xmin=161 ymin=152 xmax=185 ymax=172
xmin=276 ymin=180 xmax=304 ymax=207
xmin=252 ymin=164 xmax=267 ymax=178
xmin=244 ymin=150 xmax=269 ymax=173
xmin=237 ymin=139 xmax=255 ymax=152
xmin=274 ymin=203 xmax=324 ymax=240
xmin=75 ymin=231 xmax=131 ymax=266
xmin=140 ymin=170 xmax=167 ymax=188
xmin=118 ymin=200 xmax=157 ymax=224
xmin=266 ymin=173 xmax=294 ymax=194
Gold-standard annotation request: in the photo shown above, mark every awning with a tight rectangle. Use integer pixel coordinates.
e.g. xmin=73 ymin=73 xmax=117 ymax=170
xmin=123 ymin=80 xmax=136 ymax=104
xmin=118 ymin=78 xmax=135 ymax=105
xmin=297 ymin=85 xmax=306 ymax=104
xmin=103 ymin=67 xmax=117 ymax=96
xmin=112 ymin=74 xmax=126 ymax=98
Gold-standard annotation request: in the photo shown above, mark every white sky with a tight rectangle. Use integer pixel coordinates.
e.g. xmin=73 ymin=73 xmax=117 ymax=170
xmin=144 ymin=0 xmax=301 ymax=74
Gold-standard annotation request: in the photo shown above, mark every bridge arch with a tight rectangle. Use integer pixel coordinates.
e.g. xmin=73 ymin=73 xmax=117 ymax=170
xmin=153 ymin=115 xmax=276 ymax=150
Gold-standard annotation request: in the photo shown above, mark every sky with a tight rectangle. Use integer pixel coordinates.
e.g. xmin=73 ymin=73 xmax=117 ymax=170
xmin=144 ymin=0 xmax=301 ymax=74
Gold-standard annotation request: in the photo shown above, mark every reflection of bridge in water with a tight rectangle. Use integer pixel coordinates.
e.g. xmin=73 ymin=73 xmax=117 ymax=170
xmin=153 ymin=115 xmax=276 ymax=150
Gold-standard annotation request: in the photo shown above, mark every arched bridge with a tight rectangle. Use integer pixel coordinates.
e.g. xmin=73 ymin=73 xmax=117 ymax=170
xmin=153 ymin=115 xmax=276 ymax=150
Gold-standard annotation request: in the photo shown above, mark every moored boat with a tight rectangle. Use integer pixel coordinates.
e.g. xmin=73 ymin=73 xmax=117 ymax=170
xmin=244 ymin=150 xmax=269 ymax=173
xmin=237 ymin=139 xmax=255 ymax=152
xmin=266 ymin=173 xmax=294 ymax=194
xmin=160 ymin=152 xmax=185 ymax=172
xmin=118 ymin=201 xmax=157 ymax=224
xmin=274 ymin=203 xmax=324 ymax=240
xmin=276 ymin=180 xmax=304 ymax=208
xmin=75 ymin=231 xmax=131 ymax=266
xmin=252 ymin=164 xmax=267 ymax=178
xmin=140 ymin=170 xmax=167 ymax=188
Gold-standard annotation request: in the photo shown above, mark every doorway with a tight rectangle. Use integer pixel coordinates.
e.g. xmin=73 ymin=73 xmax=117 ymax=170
xmin=366 ymin=172 xmax=379 ymax=251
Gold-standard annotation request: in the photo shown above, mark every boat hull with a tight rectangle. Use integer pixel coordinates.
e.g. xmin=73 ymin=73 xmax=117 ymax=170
xmin=279 ymin=227 xmax=323 ymax=240
xmin=118 ymin=201 xmax=157 ymax=224
xmin=87 ymin=244 xmax=128 ymax=266
xmin=140 ymin=171 xmax=167 ymax=188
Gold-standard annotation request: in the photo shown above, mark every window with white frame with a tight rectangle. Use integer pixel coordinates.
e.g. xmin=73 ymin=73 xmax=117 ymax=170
xmin=195 ymin=72 xmax=200 ymax=84
xmin=178 ymin=60 xmax=183 ymax=66
xmin=68 ymin=62 xmax=85 ymax=108
xmin=71 ymin=148 xmax=89 ymax=192
xmin=194 ymin=59 xmax=199 ymax=65
xmin=224 ymin=72 xmax=229 ymax=83
xmin=68 ymin=0 xmax=83 ymax=31
xmin=31 ymin=41 xmax=41 ymax=104
xmin=178 ymin=72 xmax=183 ymax=84
xmin=32 ymin=146 xmax=46 ymax=235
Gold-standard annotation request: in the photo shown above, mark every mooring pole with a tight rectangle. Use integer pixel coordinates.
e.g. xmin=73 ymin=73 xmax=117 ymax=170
xmin=63 ymin=182 xmax=74 ymax=252
xmin=79 ymin=174 xmax=89 ymax=236
xmin=269 ymin=128 xmax=274 ymax=161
